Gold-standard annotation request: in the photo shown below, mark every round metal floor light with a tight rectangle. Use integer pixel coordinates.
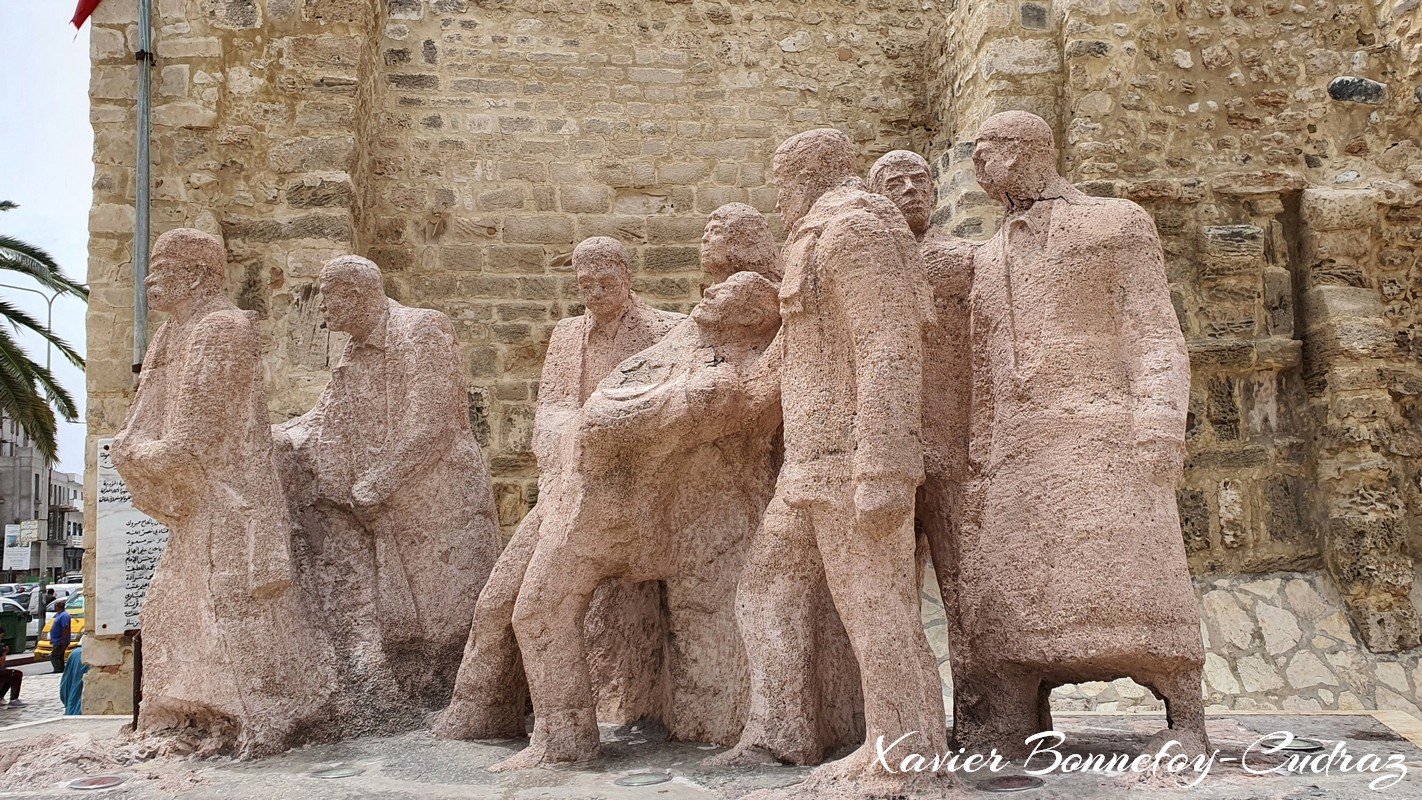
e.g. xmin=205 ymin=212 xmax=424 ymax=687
xmin=1277 ymin=738 xmax=1325 ymax=753
xmin=614 ymin=771 xmax=673 ymax=786
xmin=975 ymin=774 xmax=1046 ymax=792
xmin=68 ymin=776 xmax=126 ymax=791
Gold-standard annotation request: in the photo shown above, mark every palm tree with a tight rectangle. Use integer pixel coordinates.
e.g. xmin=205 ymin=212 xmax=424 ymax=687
xmin=0 ymin=201 xmax=88 ymax=463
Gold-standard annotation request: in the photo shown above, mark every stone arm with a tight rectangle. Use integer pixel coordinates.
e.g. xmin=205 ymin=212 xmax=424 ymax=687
xmin=158 ymin=313 xmax=294 ymax=595
xmin=531 ymin=318 xmax=583 ymax=466
xmin=356 ymin=314 xmax=462 ymax=507
xmin=822 ymin=209 xmax=928 ymax=488
xmin=1118 ymin=204 xmax=1191 ymax=451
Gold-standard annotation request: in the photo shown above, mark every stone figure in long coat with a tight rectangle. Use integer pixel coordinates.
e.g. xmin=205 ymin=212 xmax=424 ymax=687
xmin=274 ymin=255 xmax=502 ymax=727
xmin=113 ymin=228 xmax=334 ymax=757
xmin=720 ymin=129 xmax=956 ymax=799
xmin=953 ymin=111 xmax=1208 ymax=757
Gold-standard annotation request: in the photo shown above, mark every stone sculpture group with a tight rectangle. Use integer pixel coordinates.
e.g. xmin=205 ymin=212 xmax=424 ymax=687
xmin=113 ymin=111 xmax=1209 ymax=794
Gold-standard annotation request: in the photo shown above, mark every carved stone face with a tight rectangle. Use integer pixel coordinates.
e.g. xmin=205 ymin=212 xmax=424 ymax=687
xmin=772 ymin=156 xmax=818 ymax=229
xmin=972 ymin=113 xmax=1058 ymax=206
xmin=146 ymin=230 xmax=222 ymax=314
xmin=319 ymin=269 xmax=386 ymax=339
xmin=699 ymin=214 xmax=734 ymax=283
xmin=692 ymin=271 xmax=778 ymax=338
xmin=872 ymin=161 xmax=934 ymax=237
xmin=575 ymin=253 xmax=632 ymax=320
xmin=145 ymin=243 xmax=198 ymax=314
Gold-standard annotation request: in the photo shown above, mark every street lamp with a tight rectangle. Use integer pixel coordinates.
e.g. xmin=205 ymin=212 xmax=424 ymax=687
xmin=0 ymin=281 xmax=83 ymax=633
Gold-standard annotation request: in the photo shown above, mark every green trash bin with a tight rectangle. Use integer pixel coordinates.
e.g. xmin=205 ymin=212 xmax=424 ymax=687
xmin=0 ymin=606 xmax=26 ymax=655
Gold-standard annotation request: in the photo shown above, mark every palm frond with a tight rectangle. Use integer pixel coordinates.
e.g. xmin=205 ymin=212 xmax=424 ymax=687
xmin=0 ymin=298 xmax=84 ymax=371
xmin=0 ymin=202 xmax=16 ymax=213
xmin=0 ymin=329 xmax=60 ymax=462
xmin=0 ymin=235 xmax=89 ymax=300
xmin=0 ymin=327 xmax=78 ymax=423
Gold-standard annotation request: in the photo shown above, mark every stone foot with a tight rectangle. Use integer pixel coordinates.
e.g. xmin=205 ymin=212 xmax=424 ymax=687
xmin=1144 ymin=726 xmax=1209 ymax=761
xmin=487 ymin=736 xmax=599 ymax=773
xmin=701 ymin=742 xmax=783 ymax=768
xmin=432 ymin=702 xmax=526 ymax=742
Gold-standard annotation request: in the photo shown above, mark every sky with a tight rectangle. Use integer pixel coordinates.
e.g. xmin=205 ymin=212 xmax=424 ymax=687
xmin=0 ymin=5 xmax=96 ymax=475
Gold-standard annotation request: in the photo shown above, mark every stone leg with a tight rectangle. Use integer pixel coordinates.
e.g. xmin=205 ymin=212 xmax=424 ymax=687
xmin=663 ymin=569 xmax=748 ymax=747
xmin=435 ymin=507 xmax=542 ymax=741
xmin=1140 ymin=664 xmax=1210 ymax=757
xmin=493 ymin=536 xmax=606 ymax=771
xmin=586 ymin=578 xmax=668 ymax=725
xmin=708 ymin=496 xmax=825 ymax=766
xmin=951 ymin=664 xmax=1045 ymax=759
xmin=806 ymin=495 xmax=948 ymax=784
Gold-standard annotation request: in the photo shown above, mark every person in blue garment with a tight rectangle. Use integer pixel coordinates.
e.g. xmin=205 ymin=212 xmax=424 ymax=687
xmin=59 ymin=636 xmax=87 ymax=715
xmin=48 ymin=600 xmax=71 ymax=673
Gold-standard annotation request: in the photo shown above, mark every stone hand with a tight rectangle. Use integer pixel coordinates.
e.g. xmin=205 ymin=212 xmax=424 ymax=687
xmin=352 ymin=475 xmax=386 ymax=512
xmin=854 ymin=477 xmax=915 ymax=534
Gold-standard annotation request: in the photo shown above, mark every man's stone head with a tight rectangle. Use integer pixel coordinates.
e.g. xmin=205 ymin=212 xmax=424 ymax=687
xmin=691 ymin=269 xmax=780 ymax=339
xmin=572 ymin=237 xmax=633 ymax=321
xmin=972 ymin=111 xmax=1060 ymax=207
xmin=147 ymin=228 xmax=226 ymax=313
xmin=869 ymin=150 xmax=935 ymax=238
xmin=773 ymin=128 xmax=859 ymax=228
xmin=700 ymin=203 xmax=782 ymax=284
xmin=319 ymin=255 xmax=388 ymax=339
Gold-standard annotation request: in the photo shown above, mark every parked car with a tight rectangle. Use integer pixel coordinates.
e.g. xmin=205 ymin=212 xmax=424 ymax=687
xmin=35 ymin=594 xmax=84 ymax=659
xmin=57 ymin=573 xmax=82 ymax=585
xmin=0 ymin=584 xmax=26 ymax=597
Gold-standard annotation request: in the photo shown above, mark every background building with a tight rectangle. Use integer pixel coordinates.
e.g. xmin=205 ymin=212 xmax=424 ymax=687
xmin=0 ymin=415 xmax=78 ymax=581
xmin=82 ymin=1 xmax=1422 ymax=717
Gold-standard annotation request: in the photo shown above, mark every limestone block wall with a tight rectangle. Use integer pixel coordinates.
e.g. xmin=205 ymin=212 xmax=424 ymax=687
xmin=366 ymin=0 xmax=941 ymax=522
xmin=82 ymin=0 xmax=1421 ymax=712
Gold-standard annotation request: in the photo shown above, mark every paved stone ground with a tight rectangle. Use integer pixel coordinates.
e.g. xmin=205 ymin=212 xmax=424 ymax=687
xmin=0 ymin=665 xmax=64 ymax=727
xmin=0 ymin=713 xmax=1419 ymax=798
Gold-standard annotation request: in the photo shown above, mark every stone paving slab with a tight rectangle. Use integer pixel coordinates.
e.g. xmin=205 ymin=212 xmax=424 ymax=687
xmin=0 ymin=712 xmax=1420 ymax=798
xmin=0 ymin=673 xmax=64 ymax=729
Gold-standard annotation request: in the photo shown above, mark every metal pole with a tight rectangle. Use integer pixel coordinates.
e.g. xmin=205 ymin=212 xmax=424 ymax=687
xmin=133 ymin=0 xmax=154 ymax=372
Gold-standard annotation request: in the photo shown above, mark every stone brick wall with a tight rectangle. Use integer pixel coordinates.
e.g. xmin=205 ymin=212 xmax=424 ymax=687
xmin=83 ymin=0 xmax=1422 ymax=711
xmin=367 ymin=0 xmax=940 ymax=524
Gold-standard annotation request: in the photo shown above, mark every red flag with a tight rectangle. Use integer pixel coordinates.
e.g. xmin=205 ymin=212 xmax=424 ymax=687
xmin=71 ymin=0 xmax=104 ymax=29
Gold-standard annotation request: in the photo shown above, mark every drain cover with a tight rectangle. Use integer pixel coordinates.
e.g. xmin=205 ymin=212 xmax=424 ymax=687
xmin=311 ymin=765 xmax=363 ymax=779
xmin=976 ymin=775 xmax=1046 ymax=792
xmin=1278 ymin=738 xmax=1325 ymax=753
xmin=614 ymin=771 xmax=672 ymax=786
xmin=69 ymin=776 xmax=126 ymax=790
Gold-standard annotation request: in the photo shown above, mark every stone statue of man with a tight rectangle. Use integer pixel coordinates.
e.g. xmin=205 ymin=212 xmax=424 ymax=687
xmin=868 ymin=149 xmax=977 ymax=726
xmin=274 ymin=255 xmax=502 ymax=725
xmin=113 ymin=228 xmax=334 ymax=757
xmin=492 ymin=264 xmax=785 ymax=771
xmin=436 ymin=237 xmax=684 ymax=742
xmin=721 ymin=129 xmax=956 ymax=797
xmin=955 ymin=110 xmax=1208 ymax=757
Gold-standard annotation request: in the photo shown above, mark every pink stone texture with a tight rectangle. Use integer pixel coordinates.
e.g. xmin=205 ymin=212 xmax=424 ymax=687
xmin=112 ymin=228 xmax=336 ymax=758
xmin=723 ymin=129 xmax=958 ymax=798
xmin=272 ymin=255 xmax=502 ymax=735
xmin=869 ymin=149 xmax=978 ymax=736
xmin=954 ymin=111 xmax=1209 ymax=757
xmin=493 ymin=265 xmax=784 ymax=771
xmin=436 ymin=237 xmax=684 ymax=742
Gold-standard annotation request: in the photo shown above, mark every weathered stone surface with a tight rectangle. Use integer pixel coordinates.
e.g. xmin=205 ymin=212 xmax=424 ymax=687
xmin=1328 ymin=76 xmax=1388 ymax=105
xmin=272 ymin=256 xmax=503 ymax=738
xmin=112 ymin=229 xmax=337 ymax=757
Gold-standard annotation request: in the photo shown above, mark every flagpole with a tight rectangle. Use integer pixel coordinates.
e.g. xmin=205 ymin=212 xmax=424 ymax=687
xmin=133 ymin=0 xmax=152 ymax=373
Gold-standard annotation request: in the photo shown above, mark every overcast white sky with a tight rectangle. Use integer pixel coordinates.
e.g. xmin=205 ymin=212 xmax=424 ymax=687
xmin=0 ymin=6 xmax=96 ymax=474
